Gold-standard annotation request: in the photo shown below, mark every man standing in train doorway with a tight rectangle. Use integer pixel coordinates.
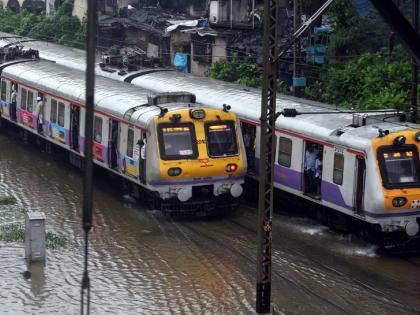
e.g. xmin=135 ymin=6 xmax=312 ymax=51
xmin=36 ymin=95 xmax=44 ymax=135
xmin=304 ymin=143 xmax=317 ymax=195
xmin=10 ymin=85 xmax=17 ymax=122
xmin=138 ymin=136 xmax=147 ymax=183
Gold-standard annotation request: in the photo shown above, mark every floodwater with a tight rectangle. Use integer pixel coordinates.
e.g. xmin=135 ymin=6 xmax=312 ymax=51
xmin=0 ymin=133 xmax=420 ymax=315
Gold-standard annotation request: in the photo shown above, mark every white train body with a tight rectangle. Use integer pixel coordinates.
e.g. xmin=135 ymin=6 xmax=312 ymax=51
xmin=0 ymin=60 xmax=246 ymax=210
xmin=2 ymin=33 xmax=420 ymax=238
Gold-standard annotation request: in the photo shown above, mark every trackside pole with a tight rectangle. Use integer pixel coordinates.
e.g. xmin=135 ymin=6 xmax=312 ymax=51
xmin=81 ymin=0 xmax=97 ymax=314
xmin=256 ymin=0 xmax=279 ymax=313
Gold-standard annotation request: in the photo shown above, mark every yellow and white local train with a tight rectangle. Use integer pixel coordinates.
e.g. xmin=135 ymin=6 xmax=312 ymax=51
xmin=2 ymin=33 xmax=420 ymax=247
xmin=0 ymin=60 xmax=246 ymax=213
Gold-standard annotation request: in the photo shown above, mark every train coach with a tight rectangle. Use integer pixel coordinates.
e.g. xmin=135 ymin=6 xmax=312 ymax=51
xmin=3 ymin=34 xmax=420 ymax=248
xmin=0 ymin=60 xmax=247 ymax=214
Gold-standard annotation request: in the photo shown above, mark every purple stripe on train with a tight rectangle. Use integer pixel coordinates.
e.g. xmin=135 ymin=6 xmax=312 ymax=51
xmin=255 ymin=158 xmax=351 ymax=209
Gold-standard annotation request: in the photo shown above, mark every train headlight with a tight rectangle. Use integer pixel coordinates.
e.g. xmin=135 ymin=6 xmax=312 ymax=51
xmin=415 ymin=131 xmax=420 ymax=142
xmin=392 ymin=197 xmax=407 ymax=207
xmin=393 ymin=135 xmax=406 ymax=146
xmin=168 ymin=167 xmax=182 ymax=176
xmin=190 ymin=109 xmax=206 ymax=119
xmin=226 ymin=164 xmax=237 ymax=173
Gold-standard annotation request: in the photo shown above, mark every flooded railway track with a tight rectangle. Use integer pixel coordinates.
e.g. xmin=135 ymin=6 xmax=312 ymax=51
xmin=1 ymin=134 xmax=420 ymax=314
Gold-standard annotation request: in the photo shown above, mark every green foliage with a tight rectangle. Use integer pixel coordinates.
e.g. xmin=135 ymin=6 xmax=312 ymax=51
xmin=209 ymin=53 xmax=287 ymax=92
xmin=0 ymin=224 xmax=25 ymax=242
xmin=0 ymin=0 xmax=85 ymax=49
xmin=305 ymin=51 xmax=412 ymax=110
xmin=0 ymin=195 xmax=17 ymax=205
xmin=0 ymin=223 xmax=66 ymax=249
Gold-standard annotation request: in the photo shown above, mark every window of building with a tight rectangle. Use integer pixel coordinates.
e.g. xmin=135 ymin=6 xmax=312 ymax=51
xmin=50 ymin=99 xmax=58 ymax=123
xmin=57 ymin=102 xmax=65 ymax=127
xmin=1 ymin=80 xmax=6 ymax=101
xmin=21 ymin=88 xmax=27 ymax=110
xmin=333 ymin=153 xmax=344 ymax=185
xmin=94 ymin=116 xmax=103 ymax=143
xmin=278 ymin=137 xmax=292 ymax=167
xmin=127 ymin=128 xmax=134 ymax=158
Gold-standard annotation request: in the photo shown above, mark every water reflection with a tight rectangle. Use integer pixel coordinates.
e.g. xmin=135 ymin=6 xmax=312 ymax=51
xmin=1 ymin=134 xmax=420 ymax=314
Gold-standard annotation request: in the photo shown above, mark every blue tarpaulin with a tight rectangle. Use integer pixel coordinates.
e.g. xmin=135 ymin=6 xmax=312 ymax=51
xmin=353 ymin=0 xmax=373 ymax=17
xmin=173 ymin=52 xmax=189 ymax=73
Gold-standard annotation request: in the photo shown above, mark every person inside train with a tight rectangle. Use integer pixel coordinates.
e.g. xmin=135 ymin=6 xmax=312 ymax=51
xmin=138 ymin=136 xmax=147 ymax=183
xmin=36 ymin=95 xmax=44 ymax=134
xmin=10 ymin=84 xmax=17 ymax=122
xmin=304 ymin=143 xmax=317 ymax=195
xmin=314 ymin=152 xmax=323 ymax=199
xmin=243 ymin=124 xmax=256 ymax=174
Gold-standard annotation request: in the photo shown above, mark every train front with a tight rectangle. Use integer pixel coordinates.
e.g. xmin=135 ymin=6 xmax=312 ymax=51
xmin=366 ymin=129 xmax=420 ymax=248
xmin=146 ymin=106 xmax=246 ymax=213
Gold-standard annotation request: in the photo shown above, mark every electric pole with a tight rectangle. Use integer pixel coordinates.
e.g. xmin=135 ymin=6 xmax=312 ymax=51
xmin=256 ymin=0 xmax=279 ymax=313
xmin=411 ymin=0 xmax=419 ymax=123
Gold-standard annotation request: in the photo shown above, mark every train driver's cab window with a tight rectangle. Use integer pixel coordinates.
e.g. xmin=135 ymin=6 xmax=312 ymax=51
xmin=333 ymin=153 xmax=344 ymax=185
xmin=205 ymin=121 xmax=238 ymax=157
xmin=1 ymin=80 xmax=6 ymax=101
xmin=157 ymin=123 xmax=198 ymax=160
xmin=94 ymin=116 xmax=103 ymax=143
xmin=378 ymin=146 xmax=420 ymax=188
xmin=278 ymin=137 xmax=292 ymax=167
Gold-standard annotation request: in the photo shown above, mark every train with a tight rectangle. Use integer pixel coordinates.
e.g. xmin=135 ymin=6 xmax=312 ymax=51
xmin=1 ymin=33 xmax=420 ymax=248
xmin=0 ymin=58 xmax=247 ymax=214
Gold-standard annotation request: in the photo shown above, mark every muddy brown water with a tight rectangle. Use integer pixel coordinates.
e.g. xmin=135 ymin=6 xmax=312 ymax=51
xmin=0 ymin=134 xmax=419 ymax=314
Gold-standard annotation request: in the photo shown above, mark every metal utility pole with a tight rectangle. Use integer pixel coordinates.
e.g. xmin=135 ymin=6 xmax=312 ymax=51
xmin=411 ymin=0 xmax=419 ymax=123
xmin=81 ymin=0 xmax=97 ymax=313
xmin=256 ymin=0 xmax=278 ymax=313
xmin=293 ymin=0 xmax=300 ymax=96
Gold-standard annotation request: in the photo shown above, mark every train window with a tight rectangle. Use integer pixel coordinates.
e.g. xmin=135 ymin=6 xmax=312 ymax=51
xmin=127 ymin=128 xmax=134 ymax=158
xmin=1 ymin=80 xmax=6 ymax=101
xmin=378 ymin=145 xmax=420 ymax=189
xmin=50 ymin=99 xmax=58 ymax=123
xmin=94 ymin=116 xmax=103 ymax=143
xmin=21 ymin=88 xmax=27 ymax=110
xmin=157 ymin=122 xmax=198 ymax=160
xmin=58 ymin=102 xmax=65 ymax=127
xmin=278 ymin=137 xmax=292 ymax=167
xmin=333 ymin=153 xmax=344 ymax=185
xmin=27 ymin=91 xmax=34 ymax=113
xmin=205 ymin=121 xmax=238 ymax=157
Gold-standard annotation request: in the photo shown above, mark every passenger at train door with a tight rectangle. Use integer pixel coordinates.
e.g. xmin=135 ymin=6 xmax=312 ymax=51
xmin=314 ymin=152 xmax=322 ymax=199
xmin=138 ymin=137 xmax=147 ymax=183
xmin=36 ymin=96 xmax=44 ymax=134
xmin=10 ymin=85 xmax=17 ymax=122
xmin=304 ymin=143 xmax=317 ymax=195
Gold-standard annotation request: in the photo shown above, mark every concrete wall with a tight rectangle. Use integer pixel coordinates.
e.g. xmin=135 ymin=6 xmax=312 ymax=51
xmin=72 ymin=0 xmax=87 ymax=20
xmin=212 ymin=37 xmax=227 ymax=64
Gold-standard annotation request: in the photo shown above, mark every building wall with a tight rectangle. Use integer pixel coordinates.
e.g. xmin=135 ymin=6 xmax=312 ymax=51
xmin=212 ymin=37 xmax=227 ymax=64
xmin=72 ymin=0 xmax=87 ymax=20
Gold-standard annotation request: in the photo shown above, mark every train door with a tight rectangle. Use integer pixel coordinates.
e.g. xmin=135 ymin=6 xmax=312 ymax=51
xmin=302 ymin=140 xmax=323 ymax=199
xmin=70 ymin=104 xmax=80 ymax=151
xmin=108 ymin=119 xmax=119 ymax=169
xmin=241 ymin=122 xmax=256 ymax=174
xmin=353 ymin=156 xmax=366 ymax=215
xmin=139 ymin=131 xmax=147 ymax=184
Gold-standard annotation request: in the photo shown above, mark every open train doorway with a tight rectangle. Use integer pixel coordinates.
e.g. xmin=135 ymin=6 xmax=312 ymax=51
xmin=241 ymin=122 xmax=256 ymax=174
xmin=70 ymin=104 xmax=80 ymax=152
xmin=303 ymin=141 xmax=323 ymax=199
xmin=354 ymin=156 xmax=366 ymax=215
xmin=109 ymin=119 xmax=119 ymax=169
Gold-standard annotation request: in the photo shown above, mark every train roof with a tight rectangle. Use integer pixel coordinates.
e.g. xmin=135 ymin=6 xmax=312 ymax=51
xmin=1 ymin=60 xmax=195 ymax=127
xmin=2 ymin=33 xmax=418 ymax=151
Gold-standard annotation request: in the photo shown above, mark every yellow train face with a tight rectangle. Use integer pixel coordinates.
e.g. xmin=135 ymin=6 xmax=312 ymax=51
xmin=154 ymin=108 xmax=245 ymax=181
xmin=373 ymin=130 xmax=420 ymax=210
